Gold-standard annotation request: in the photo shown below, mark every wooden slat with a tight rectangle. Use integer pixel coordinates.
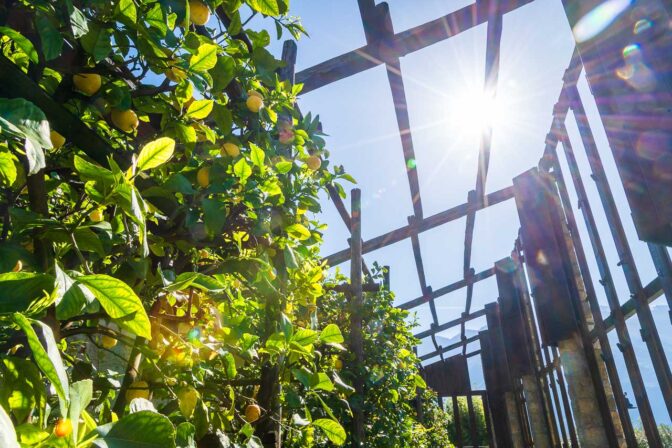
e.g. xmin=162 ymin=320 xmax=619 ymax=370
xmin=324 ymin=186 xmax=514 ymax=266
xmin=296 ymin=0 xmax=535 ymax=93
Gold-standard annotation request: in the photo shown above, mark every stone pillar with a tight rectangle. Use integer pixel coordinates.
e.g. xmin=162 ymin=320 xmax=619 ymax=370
xmin=504 ymin=392 xmax=525 ymax=448
xmin=521 ymin=374 xmax=552 ymax=448
xmin=557 ymin=333 xmax=609 ymax=447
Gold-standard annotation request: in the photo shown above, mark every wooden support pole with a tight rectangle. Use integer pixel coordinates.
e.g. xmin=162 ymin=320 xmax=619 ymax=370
xmin=349 ymin=188 xmax=365 ymax=447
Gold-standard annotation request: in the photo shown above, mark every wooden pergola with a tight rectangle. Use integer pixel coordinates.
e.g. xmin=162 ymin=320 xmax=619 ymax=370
xmin=284 ymin=1 xmax=672 ymax=447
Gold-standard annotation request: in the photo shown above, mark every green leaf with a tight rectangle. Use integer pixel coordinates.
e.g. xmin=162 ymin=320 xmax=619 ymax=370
xmin=76 ymin=275 xmax=151 ymax=339
xmin=312 ymin=419 xmax=346 ymax=446
xmin=202 ymin=198 xmax=227 ymax=236
xmin=233 ymin=158 xmax=252 ymax=184
xmin=80 ymin=22 xmax=112 ymax=62
xmin=184 ymin=100 xmax=213 ymax=120
xmin=35 ymin=12 xmax=63 ymax=60
xmin=12 ymin=314 xmax=69 ymax=415
xmin=94 ymin=411 xmax=176 ymax=448
xmin=274 ymin=160 xmax=293 ymax=174
xmin=0 ymin=272 xmax=55 ymax=315
xmin=69 ymin=380 xmax=93 ymax=442
xmin=245 ymin=0 xmax=280 ymax=16
xmin=175 ymin=422 xmax=196 ymax=448
xmin=74 ymin=155 xmax=115 ymax=186
xmin=0 ymin=27 xmax=38 ymax=64
xmin=189 ymin=43 xmax=218 ymax=73
xmin=310 ymin=373 xmax=334 ymax=392
xmin=65 ymin=0 xmax=89 ymax=38
xmin=413 ymin=373 xmax=427 ymax=389
xmin=0 ymin=98 xmax=50 ymax=174
xmin=291 ymin=328 xmax=318 ymax=347
xmin=0 ymin=152 xmax=17 ymax=187
xmin=0 ymin=403 xmax=19 ymax=448
xmin=136 ymin=137 xmax=175 ymax=172
xmin=0 ymin=357 xmax=45 ymax=423
xmin=211 ymin=56 xmax=236 ymax=92
xmin=115 ymin=0 xmax=137 ymax=24
xmin=319 ymin=324 xmax=344 ymax=344
xmin=285 ymin=223 xmax=310 ymax=240
xmin=55 ymin=265 xmax=93 ymax=320
xmin=249 ymin=143 xmax=265 ymax=173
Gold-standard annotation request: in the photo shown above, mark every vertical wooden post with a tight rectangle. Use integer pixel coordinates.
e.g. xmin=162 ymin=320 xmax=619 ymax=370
xmin=452 ymin=396 xmax=463 ymax=448
xmin=465 ymin=393 xmax=479 ymax=447
xmin=349 ymin=188 xmax=365 ymax=447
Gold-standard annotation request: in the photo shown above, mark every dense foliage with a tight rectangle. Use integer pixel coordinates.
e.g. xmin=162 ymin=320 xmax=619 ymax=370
xmin=0 ymin=0 xmax=446 ymax=447
xmin=314 ymin=264 xmax=453 ymax=447
xmin=636 ymin=425 xmax=672 ymax=448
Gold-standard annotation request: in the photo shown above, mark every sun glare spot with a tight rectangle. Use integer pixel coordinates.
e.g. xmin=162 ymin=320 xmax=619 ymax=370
xmin=445 ymin=88 xmax=512 ymax=138
xmin=572 ymin=0 xmax=633 ymax=42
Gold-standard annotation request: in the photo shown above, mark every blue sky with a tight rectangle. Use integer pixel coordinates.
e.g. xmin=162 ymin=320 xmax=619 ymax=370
xmin=255 ymin=0 xmax=672 ymax=426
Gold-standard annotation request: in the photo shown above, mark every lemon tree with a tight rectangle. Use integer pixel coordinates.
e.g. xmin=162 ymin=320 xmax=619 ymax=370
xmin=0 ymin=0 xmax=357 ymax=445
xmin=0 ymin=0 xmax=449 ymax=447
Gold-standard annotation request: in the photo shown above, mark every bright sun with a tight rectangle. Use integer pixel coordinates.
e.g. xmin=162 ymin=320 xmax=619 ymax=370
xmin=446 ymin=87 xmax=514 ymax=138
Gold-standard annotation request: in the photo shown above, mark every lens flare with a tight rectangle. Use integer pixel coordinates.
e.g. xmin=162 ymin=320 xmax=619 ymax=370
xmin=572 ymin=0 xmax=633 ymax=42
xmin=633 ymin=18 xmax=653 ymax=34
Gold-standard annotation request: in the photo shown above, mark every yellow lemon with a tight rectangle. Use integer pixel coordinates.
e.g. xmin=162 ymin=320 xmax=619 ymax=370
xmin=189 ymin=0 xmax=210 ymax=26
xmin=247 ymin=90 xmax=263 ymax=99
xmin=111 ymin=109 xmax=139 ymax=133
xmin=245 ymin=404 xmax=261 ymax=423
xmin=334 ymin=358 xmax=343 ymax=370
xmin=197 ymin=166 xmax=210 ymax=188
xmin=221 ymin=143 xmax=240 ymax=157
xmin=102 ymin=335 xmax=117 ymax=349
xmin=54 ymin=418 xmax=73 ymax=438
xmin=73 ymin=73 xmax=102 ymax=96
xmin=246 ymin=95 xmax=263 ymax=113
xmin=50 ymin=130 xmax=65 ymax=149
xmin=305 ymin=155 xmax=321 ymax=171
xmin=89 ymin=209 xmax=104 ymax=222
xmin=125 ymin=380 xmax=150 ymax=402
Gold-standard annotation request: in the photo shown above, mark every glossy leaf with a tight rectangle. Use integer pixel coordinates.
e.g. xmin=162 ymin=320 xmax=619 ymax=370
xmin=12 ymin=314 xmax=69 ymax=414
xmin=313 ymin=419 xmax=346 ymax=446
xmin=76 ymin=275 xmax=151 ymax=339
xmin=0 ymin=272 xmax=55 ymax=315
xmin=0 ymin=27 xmax=38 ymax=63
xmin=93 ymin=411 xmax=176 ymax=448
xmin=136 ymin=137 xmax=175 ymax=172
xmin=0 ymin=404 xmax=19 ymax=448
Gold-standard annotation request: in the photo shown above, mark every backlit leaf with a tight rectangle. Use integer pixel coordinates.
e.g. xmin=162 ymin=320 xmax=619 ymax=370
xmin=136 ymin=137 xmax=175 ymax=172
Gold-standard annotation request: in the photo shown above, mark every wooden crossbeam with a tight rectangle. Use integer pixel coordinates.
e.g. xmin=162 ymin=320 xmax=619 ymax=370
xmin=295 ymin=0 xmax=535 ymax=93
xmin=323 ymin=186 xmax=514 ymax=266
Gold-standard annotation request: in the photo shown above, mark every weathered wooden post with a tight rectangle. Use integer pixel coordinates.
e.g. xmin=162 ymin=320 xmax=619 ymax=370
xmin=349 ymin=188 xmax=365 ymax=446
xmin=513 ymin=168 xmax=618 ymax=447
xmin=484 ymin=303 xmax=526 ymax=447
xmin=480 ymin=329 xmax=516 ymax=447
xmin=496 ymin=258 xmax=554 ymax=448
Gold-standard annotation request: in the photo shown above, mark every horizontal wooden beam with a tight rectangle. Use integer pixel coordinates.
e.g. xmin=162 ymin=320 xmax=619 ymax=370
xmin=296 ymin=0 xmax=535 ymax=94
xmin=415 ymin=308 xmax=487 ymax=340
xmin=420 ymin=333 xmax=480 ymax=362
xmin=595 ymin=276 xmax=663 ymax=338
xmin=323 ymin=186 xmax=514 ymax=267
xmin=400 ymin=266 xmax=497 ymax=311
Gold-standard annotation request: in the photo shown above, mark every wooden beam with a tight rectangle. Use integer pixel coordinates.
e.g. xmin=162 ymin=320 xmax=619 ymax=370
xmin=324 ymin=186 xmax=514 ymax=267
xmin=400 ymin=265 xmax=496 ymax=311
xmin=414 ymin=308 xmax=486 ymax=340
xmin=295 ymin=0 xmax=535 ymax=93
